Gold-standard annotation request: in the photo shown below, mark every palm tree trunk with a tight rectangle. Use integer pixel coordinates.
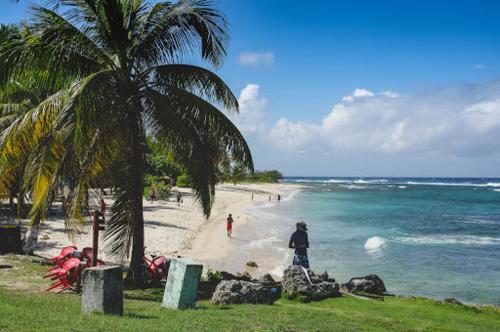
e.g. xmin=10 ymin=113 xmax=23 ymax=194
xmin=16 ymin=190 xmax=24 ymax=219
xmin=127 ymin=108 xmax=146 ymax=284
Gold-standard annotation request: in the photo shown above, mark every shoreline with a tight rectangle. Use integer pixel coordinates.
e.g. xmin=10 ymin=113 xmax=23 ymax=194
xmin=180 ymin=183 xmax=303 ymax=278
xmin=31 ymin=183 xmax=302 ymax=278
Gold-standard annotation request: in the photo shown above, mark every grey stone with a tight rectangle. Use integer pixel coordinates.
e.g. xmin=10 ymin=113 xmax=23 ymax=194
xmin=82 ymin=266 xmax=123 ymax=315
xmin=211 ymin=280 xmax=280 ymax=305
xmin=281 ymin=265 xmax=340 ymax=302
xmin=258 ymin=273 xmax=276 ymax=284
xmin=443 ymin=298 xmax=463 ymax=305
xmin=341 ymin=274 xmax=386 ymax=295
xmin=162 ymin=258 xmax=203 ymax=309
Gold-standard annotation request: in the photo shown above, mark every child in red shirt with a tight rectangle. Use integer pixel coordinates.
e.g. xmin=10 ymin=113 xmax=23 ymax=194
xmin=226 ymin=214 xmax=234 ymax=238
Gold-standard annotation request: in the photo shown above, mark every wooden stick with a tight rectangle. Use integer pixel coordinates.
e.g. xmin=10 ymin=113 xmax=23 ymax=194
xmin=91 ymin=210 xmax=98 ymax=267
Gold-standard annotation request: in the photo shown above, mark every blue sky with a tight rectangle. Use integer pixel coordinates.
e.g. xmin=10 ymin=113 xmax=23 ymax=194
xmin=2 ymin=1 xmax=500 ymax=176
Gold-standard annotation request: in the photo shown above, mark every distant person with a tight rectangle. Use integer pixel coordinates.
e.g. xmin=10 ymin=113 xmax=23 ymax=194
xmin=289 ymin=221 xmax=310 ymax=269
xmin=100 ymin=198 xmax=106 ymax=219
xmin=277 ymin=194 xmax=281 ymax=202
xmin=149 ymin=189 xmax=157 ymax=201
xmin=268 ymin=194 xmax=271 ymax=202
xmin=226 ymin=214 xmax=234 ymax=237
xmin=176 ymin=193 xmax=183 ymax=206
xmin=252 ymin=193 xmax=254 ymax=201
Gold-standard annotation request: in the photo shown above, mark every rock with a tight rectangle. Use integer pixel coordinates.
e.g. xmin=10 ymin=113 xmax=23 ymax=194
xmin=237 ymin=271 xmax=254 ymax=281
xmin=281 ymin=266 xmax=340 ymax=302
xmin=211 ymin=280 xmax=280 ymax=305
xmin=341 ymin=274 xmax=386 ymax=295
xmin=219 ymin=271 xmax=253 ymax=282
xmin=246 ymin=261 xmax=258 ymax=268
xmin=259 ymin=273 xmax=276 ymax=284
xmin=443 ymin=298 xmax=463 ymax=305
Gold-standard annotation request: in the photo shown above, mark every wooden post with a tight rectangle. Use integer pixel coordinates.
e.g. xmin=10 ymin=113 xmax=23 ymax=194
xmin=91 ymin=210 xmax=99 ymax=267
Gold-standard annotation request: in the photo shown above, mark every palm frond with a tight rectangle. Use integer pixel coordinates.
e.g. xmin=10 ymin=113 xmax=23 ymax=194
xmin=135 ymin=0 xmax=229 ymax=68
xmin=150 ymin=64 xmax=238 ymax=111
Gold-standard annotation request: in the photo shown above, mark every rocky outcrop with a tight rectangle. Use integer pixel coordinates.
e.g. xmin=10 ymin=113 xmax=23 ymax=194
xmin=219 ymin=271 xmax=253 ymax=282
xmin=341 ymin=274 xmax=386 ymax=295
xmin=211 ymin=280 xmax=281 ymax=305
xmin=281 ymin=266 xmax=340 ymax=302
xmin=258 ymin=273 xmax=275 ymax=284
xmin=443 ymin=298 xmax=463 ymax=305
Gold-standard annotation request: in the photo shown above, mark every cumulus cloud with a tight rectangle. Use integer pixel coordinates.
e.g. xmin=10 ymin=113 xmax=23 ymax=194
xmin=268 ymin=82 xmax=500 ymax=157
xmin=238 ymin=51 xmax=275 ymax=68
xmin=231 ymin=84 xmax=268 ymax=134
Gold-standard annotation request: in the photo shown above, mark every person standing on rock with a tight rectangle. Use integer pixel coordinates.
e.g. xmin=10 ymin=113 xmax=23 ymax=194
xmin=289 ymin=221 xmax=310 ymax=269
xmin=226 ymin=214 xmax=234 ymax=238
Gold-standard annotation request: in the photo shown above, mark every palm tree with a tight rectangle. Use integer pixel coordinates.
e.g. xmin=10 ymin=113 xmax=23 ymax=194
xmin=0 ymin=0 xmax=253 ymax=283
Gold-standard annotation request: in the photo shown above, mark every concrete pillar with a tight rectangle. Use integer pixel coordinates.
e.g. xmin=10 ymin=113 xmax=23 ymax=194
xmin=82 ymin=266 xmax=123 ymax=315
xmin=162 ymin=258 xmax=203 ymax=309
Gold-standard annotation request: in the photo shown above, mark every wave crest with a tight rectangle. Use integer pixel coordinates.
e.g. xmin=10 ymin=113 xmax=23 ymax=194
xmin=364 ymin=236 xmax=386 ymax=251
xmin=395 ymin=235 xmax=500 ymax=246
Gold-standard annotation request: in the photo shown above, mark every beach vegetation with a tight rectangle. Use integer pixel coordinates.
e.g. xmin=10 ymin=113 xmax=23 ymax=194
xmin=0 ymin=0 xmax=253 ymax=284
xmin=143 ymin=175 xmax=171 ymax=201
xmin=176 ymin=173 xmax=192 ymax=188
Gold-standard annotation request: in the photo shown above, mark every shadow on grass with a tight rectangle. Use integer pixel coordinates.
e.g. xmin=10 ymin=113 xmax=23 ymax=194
xmin=124 ymin=312 xmax=156 ymax=319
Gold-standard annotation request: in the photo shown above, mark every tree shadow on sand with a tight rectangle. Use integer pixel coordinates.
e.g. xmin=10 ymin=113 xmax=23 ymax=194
xmin=144 ymin=220 xmax=188 ymax=230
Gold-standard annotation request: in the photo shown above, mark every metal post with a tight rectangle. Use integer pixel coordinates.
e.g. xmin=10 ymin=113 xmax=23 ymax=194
xmin=92 ymin=210 xmax=99 ymax=267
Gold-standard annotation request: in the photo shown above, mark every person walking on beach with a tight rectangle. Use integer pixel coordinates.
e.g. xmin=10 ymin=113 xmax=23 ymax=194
xmin=226 ymin=214 xmax=234 ymax=237
xmin=289 ymin=221 xmax=310 ymax=269
xmin=277 ymin=194 xmax=281 ymax=202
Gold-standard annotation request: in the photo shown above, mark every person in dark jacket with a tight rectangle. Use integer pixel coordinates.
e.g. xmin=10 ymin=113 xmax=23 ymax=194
xmin=289 ymin=221 xmax=310 ymax=269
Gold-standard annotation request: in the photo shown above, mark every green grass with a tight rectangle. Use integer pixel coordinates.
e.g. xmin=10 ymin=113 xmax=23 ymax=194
xmin=0 ymin=255 xmax=499 ymax=332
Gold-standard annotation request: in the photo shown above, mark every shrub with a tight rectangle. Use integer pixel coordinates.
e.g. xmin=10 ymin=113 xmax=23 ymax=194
xmin=144 ymin=175 xmax=171 ymax=200
xmin=176 ymin=173 xmax=192 ymax=187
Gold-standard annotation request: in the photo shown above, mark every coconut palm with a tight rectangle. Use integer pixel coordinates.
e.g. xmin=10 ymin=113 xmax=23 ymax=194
xmin=0 ymin=0 xmax=253 ymax=283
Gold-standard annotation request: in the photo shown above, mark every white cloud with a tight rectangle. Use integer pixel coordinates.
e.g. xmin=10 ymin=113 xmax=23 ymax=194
xmin=238 ymin=51 xmax=275 ymax=68
xmin=268 ymin=82 xmax=500 ymax=157
xmin=231 ymin=84 xmax=268 ymax=134
xmin=352 ymin=88 xmax=374 ymax=98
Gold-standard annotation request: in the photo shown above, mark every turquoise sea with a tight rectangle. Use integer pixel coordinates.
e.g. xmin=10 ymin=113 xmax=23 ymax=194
xmin=248 ymin=177 xmax=500 ymax=306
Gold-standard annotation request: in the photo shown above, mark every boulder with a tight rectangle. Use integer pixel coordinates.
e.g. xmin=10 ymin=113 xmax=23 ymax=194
xmin=281 ymin=266 xmax=340 ymax=302
xmin=246 ymin=261 xmax=258 ymax=268
xmin=211 ymin=280 xmax=280 ymax=305
xmin=219 ymin=271 xmax=253 ymax=282
xmin=341 ymin=274 xmax=386 ymax=295
xmin=443 ymin=298 xmax=463 ymax=305
xmin=258 ymin=273 xmax=276 ymax=284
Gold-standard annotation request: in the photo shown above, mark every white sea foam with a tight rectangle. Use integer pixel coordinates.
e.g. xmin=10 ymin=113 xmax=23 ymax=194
xmin=340 ymin=184 xmax=368 ymax=190
xmin=395 ymin=235 xmax=500 ymax=246
xmin=493 ymin=189 xmax=500 ymax=192
xmin=405 ymin=181 xmax=500 ymax=187
xmin=246 ymin=236 xmax=281 ymax=249
xmin=364 ymin=236 xmax=386 ymax=251
xmin=398 ymin=185 xmax=407 ymax=189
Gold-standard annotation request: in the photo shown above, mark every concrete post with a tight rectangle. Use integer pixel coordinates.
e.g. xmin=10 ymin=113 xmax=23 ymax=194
xmin=162 ymin=258 xmax=203 ymax=309
xmin=82 ymin=266 xmax=123 ymax=315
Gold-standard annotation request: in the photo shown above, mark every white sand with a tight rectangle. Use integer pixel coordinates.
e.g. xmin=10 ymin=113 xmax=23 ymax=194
xmin=33 ymin=183 xmax=301 ymax=276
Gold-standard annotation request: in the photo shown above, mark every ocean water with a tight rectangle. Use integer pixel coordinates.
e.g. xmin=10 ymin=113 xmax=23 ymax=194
xmin=249 ymin=177 xmax=500 ymax=306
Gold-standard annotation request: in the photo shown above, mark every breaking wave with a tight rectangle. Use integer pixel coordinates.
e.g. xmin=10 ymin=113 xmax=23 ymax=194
xmin=394 ymin=235 xmax=500 ymax=246
xmin=364 ymin=236 xmax=386 ymax=251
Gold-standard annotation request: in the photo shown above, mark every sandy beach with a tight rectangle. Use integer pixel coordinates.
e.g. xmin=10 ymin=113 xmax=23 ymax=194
xmin=31 ymin=183 xmax=301 ymax=277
